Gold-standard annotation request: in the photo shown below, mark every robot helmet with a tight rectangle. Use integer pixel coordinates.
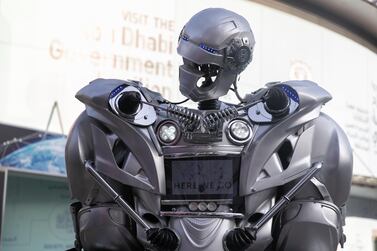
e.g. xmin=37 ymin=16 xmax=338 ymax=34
xmin=177 ymin=8 xmax=255 ymax=102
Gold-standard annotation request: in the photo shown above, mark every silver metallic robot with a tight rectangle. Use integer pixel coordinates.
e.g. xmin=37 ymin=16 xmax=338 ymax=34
xmin=65 ymin=8 xmax=353 ymax=251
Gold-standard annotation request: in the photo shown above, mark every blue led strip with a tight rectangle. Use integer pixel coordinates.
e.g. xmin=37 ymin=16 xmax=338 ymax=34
xmin=199 ymin=43 xmax=218 ymax=54
xmin=180 ymin=35 xmax=218 ymax=54
xmin=181 ymin=35 xmax=189 ymax=41
xmin=281 ymin=84 xmax=299 ymax=103
xmin=109 ymin=85 xmax=126 ymax=98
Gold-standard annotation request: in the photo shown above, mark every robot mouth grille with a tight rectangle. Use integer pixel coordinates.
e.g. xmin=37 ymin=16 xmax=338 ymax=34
xmin=196 ymin=63 xmax=220 ymax=89
xmin=196 ymin=63 xmax=220 ymax=77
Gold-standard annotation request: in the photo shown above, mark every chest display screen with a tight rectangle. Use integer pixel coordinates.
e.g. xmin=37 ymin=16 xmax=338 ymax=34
xmin=165 ymin=156 xmax=240 ymax=200
xmin=172 ymin=159 xmax=233 ymax=195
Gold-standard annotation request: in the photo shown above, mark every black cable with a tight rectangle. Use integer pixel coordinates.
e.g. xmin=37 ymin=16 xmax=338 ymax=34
xmin=163 ymin=98 xmax=189 ymax=105
xmin=232 ymin=77 xmax=246 ymax=103
xmin=229 ymin=88 xmax=245 ymax=105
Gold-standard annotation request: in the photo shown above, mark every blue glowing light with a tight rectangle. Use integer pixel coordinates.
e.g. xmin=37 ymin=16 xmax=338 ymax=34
xmin=199 ymin=43 xmax=218 ymax=54
xmin=110 ymin=85 xmax=126 ymax=98
xmin=281 ymin=85 xmax=299 ymax=103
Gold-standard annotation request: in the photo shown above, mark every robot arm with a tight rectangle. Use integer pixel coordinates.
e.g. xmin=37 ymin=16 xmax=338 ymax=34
xmin=66 ymin=79 xmax=182 ymax=251
xmin=65 ymin=111 xmax=144 ymax=251
xmin=224 ymin=80 xmax=352 ymax=251
xmin=274 ymin=113 xmax=352 ymax=251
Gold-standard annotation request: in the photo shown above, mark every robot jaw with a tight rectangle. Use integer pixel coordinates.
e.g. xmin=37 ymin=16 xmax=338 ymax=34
xmin=178 ymin=62 xmax=237 ymax=102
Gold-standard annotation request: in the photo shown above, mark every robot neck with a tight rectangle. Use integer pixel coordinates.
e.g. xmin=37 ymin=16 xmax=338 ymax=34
xmin=197 ymin=99 xmax=221 ymax=110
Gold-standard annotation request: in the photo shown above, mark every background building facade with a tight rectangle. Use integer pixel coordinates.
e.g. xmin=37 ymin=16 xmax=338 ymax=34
xmin=0 ymin=0 xmax=376 ymax=250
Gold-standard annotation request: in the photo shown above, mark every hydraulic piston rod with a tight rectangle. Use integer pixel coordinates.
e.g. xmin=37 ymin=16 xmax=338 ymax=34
xmin=249 ymin=162 xmax=323 ymax=238
xmin=85 ymin=161 xmax=151 ymax=230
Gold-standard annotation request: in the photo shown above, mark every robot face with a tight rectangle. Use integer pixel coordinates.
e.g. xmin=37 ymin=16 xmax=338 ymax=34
xmin=177 ymin=8 xmax=255 ymax=102
xmin=178 ymin=59 xmax=237 ymax=102
xmin=180 ymin=61 xmax=219 ymax=92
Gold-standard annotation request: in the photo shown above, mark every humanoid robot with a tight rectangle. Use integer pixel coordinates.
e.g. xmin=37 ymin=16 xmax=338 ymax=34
xmin=65 ymin=8 xmax=353 ymax=251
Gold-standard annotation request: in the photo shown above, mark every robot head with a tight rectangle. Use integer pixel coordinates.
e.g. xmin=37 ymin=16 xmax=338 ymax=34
xmin=177 ymin=8 xmax=255 ymax=102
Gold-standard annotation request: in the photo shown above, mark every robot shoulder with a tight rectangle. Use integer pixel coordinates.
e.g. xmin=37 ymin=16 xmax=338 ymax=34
xmin=247 ymin=80 xmax=332 ymax=125
xmin=75 ymin=78 xmax=162 ymax=127
xmin=279 ymin=80 xmax=332 ymax=110
xmin=75 ymin=78 xmax=164 ymax=110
